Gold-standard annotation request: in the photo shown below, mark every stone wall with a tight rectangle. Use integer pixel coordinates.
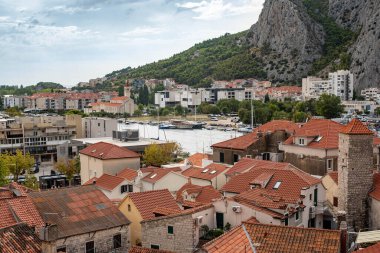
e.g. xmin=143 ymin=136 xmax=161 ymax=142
xmin=141 ymin=214 xmax=196 ymax=253
xmin=284 ymin=153 xmax=337 ymax=176
xmin=338 ymin=133 xmax=373 ymax=231
xmin=52 ymin=226 xmax=129 ymax=253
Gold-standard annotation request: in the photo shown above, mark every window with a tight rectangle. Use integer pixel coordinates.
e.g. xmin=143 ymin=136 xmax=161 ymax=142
xmin=327 ymin=159 xmax=333 ymax=170
xmin=220 ymin=152 xmax=225 ymax=163
xmin=309 ymin=194 xmax=312 ymax=201
xmin=273 ymin=181 xmax=281 ymax=189
xmin=151 ymin=244 xmax=160 ymax=249
xmin=233 ymin=154 xmax=239 ymax=163
xmin=113 ymin=234 xmax=122 ymax=249
xmin=168 ymin=225 xmax=174 ymax=234
xmin=284 ymin=218 xmax=288 ymax=226
xmin=85 ymin=241 xmax=95 ymax=253
xmin=128 ymin=185 xmax=133 ymax=192
xmin=295 ymin=211 xmax=299 ymax=221
xmin=333 ymin=197 xmax=338 ymax=207
xmin=298 ymin=138 xmax=305 ymax=145
xmin=128 ymin=204 xmax=131 ymax=212
xmin=202 ymin=169 xmax=209 ymax=173
xmin=262 ymin=153 xmax=270 ymax=161
xmin=57 ymin=246 xmax=66 ymax=253
xmin=121 ymin=185 xmax=133 ymax=193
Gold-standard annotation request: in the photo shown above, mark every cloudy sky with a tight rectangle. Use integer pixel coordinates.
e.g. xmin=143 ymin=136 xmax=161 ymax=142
xmin=0 ymin=0 xmax=264 ymax=87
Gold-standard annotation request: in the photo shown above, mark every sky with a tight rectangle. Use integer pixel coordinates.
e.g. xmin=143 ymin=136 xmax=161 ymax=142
xmin=0 ymin=0 xmax=265 ymax=87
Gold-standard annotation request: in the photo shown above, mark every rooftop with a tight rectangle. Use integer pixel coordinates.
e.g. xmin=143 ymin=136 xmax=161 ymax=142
xmin=354 ymin=242 xmax=380 ymax=253
xmin=212 ymin=120 xmax=299 ymax=150
xmin=79 ymin=141 xmax=140 ymax=160
xmin=341 ymin=118 xmax=374 ymax=135
xmin=182 ymin=163 xmax=229 ymax=180
xmin=73 ymin=137 xmax=167 ymax=148
xmin=83 ymin=174 xmax=126 ymax=191
xmin=176 ymin=183 xmax=222 ymax=205
xmin=186 ymin=152 xmax=211 ymax=167
xmin=127 ymin=189 xmax=181 ymax=220
xmin=29 ymin=185 xmax=130 ymax=239
xmin=141 ymin=168 xmax=183 ymax=184
xmin=0 ymin=223 xmax=42 ymax=253
xmin=202 ymin=223 xmax=341 ymax=253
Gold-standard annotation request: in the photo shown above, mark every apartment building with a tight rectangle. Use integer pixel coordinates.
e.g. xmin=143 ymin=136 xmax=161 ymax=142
xmin=302 ymin=70 xmax=354 ymax=101
xmin=82 ymin=117 xmax=118 ymax=138
xmin=0 ymin=115 xmax=81 ymax=164
xmin=361 ymin=87 xmax=380 ymax=100
xmin=2 ymin=95 xmax=26 ymax=108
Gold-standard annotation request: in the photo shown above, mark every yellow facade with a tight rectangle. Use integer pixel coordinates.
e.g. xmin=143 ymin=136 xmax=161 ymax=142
xmin=119 ymin=197 xmax=143 ymax=246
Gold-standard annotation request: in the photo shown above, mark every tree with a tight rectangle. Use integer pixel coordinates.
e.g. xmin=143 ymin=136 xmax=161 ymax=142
xmin=316 ymin=94 xmax=344 ymax=119
xmin=143 ymin=142 xmax=182 ymax=167
xmin=0 ymin=154 xmax=10 ymax=186
xmin=55 ymin=158 xmax=80 ymax=186
xmin=375 ymin=107 xmax=380 ymax=116
xmin=24 ymin=174 xmax=38 ymax=190
xmin=293 ymin=111 xmax=308 ymax=123
xmin=4 ymin=150 xmax=34 ymax=182
xmin=174 ymin=105 xmax=184 ymax=116
xmin=5 ymin=107 xmax=22 ymax=117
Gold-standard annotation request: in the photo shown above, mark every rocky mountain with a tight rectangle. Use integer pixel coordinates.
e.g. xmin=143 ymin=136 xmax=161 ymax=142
xmin=105 ymin=0 xmax=379 ymax=90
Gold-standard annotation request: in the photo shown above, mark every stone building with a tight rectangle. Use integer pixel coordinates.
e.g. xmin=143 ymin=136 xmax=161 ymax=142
xmin=29 ymin=185 xmax=131 ymax=253
xmin=141 ymin=205 xmax=214 ymax=253
xmin=211 ymin=120 xmax=299 ymax=165
xmin=338 ymin=118 xmax=374 ymax=231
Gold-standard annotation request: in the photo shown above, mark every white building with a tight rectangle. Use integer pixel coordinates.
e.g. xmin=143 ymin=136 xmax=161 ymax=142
xmin=2 ymin=95 xmax=26 ymax=108
xmin=82 ymin=117 xmax=118 ymax=138
xmin=302 ymin=70 xmax=354 ymax=101
xmin=342 ymin=100 xmax=379 ymax=114
xmin=361 ymin=87 xmax=380 ymax=100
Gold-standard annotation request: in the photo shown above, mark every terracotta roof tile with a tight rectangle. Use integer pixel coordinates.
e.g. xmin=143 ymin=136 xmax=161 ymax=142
xmin=187 ymin=153 xmax=209 ymax=167
xmin=328 ymin=171 xmax=338 ymax=185
xmin=83 ymin=174 xmax=125 ymax=191
xmin=225 ymin=158 xmax=291 ymax=176
xmin=284 ymin=119 xmax=344 ymax=149
xmin=341 ymin=118 xmax=374 ymax=135
xmin=202 ymin=223 xmax=341 ymax=253
xmin=79 ymin=141 xmax=140 ymax=160
xmin=354 ymin=242 xmax=380 ymax=253
xmin=374 ymin=137 xmax=380 ymax=146
xmin=129 ymin=246 xmax=175 ymax=253
xmin=117 ymin=168 xmax=138 ymax=181
xmin=222 ymin=159 xmax=321 ymax=203
xmin=29 ymin=186 xmax=130 ymax=239
xmin=142 ymin=168 xmax=180 ymax=184
xmin=0 ymin=223 xmax=42 ymax=253
xmin=128 ymin=189 xmax=181 ymax=220
xmin=212 ymin=120 xmax=298 ymax=150
xmin=370 ymin=173 xmax=380 ymax=201
xmin=176 ymin=183 xmax=222 ymax=205
xmin=182 ymin=163 xmax=229 ymax=181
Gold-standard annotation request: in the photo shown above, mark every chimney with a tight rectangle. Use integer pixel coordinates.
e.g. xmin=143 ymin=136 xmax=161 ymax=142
xmin=39 ymin=224 xmax=58 ymax=253
xmin=339 ymin=221 xmax=348 ymax=253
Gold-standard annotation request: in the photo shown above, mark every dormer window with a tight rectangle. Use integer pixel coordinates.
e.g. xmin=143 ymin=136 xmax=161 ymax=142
xmin=210 ymin=170 xmax=217 ymax=174
xmin=298 ymin=138 xmax=305 ymax=145
xmin=150 ymin=173 xmax=157 ymax=179
xmin=202 ymin=169 xmax=209 ymax=173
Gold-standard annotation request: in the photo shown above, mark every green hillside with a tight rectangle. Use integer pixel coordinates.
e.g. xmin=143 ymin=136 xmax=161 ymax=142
xmin=107 ymin=31 xmax=267 ymax=87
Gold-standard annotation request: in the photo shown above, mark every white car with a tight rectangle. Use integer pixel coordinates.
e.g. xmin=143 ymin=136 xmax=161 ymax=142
xmin=210 ymin=117 xmax=218 ymax=121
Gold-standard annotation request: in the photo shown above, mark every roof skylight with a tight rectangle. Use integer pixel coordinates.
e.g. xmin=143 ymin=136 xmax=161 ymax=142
xmin=273 ymin=181 xmax=282 ymax=189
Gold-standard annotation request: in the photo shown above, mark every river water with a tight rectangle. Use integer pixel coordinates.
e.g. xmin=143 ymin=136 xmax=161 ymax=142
xmin=120 ymin=123 xmax=243 ymax=154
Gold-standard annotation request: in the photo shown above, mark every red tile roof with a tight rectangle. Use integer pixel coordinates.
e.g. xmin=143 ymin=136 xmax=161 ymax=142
xmin=341 ymin=118 xmax=374 ymax=135
xmin=83 ymin=174 xmax=125 ymax=191
xmin=284 ymin=119 xmax=344 ymax=149
xmin=142 ymin=168 xmax=182 ymax=184
xmin=370 ymin=173 xmax=380 ymax=201
xmin=374 ymin=137 xmax=380 ymax=146
xmin=202 ymin=223 xmax=341 ymax=253
xmin=328 ymin=171 xmax=338 ymax=185
xmin=0 ymin=183 xmax=44 ymax=229
xmin=182 ymin=163 xmax=229 ymax=181
xmin=222 ymin=159 xmax=321 ymax=203
xmin=29 ymin=185 xmax=130 ymax=239
xmin=129 ymin=246 xmax=175 ymax=253
xmin=354 ymin=242 xmax=380 ymax=253
xmin=0 ymin=223 xmax=42 ymax=253
xmin=79 ymin=141 xmax=140 ymax=160
xmin=186 ymin=153 xmax=210 ymax=167
xmin=116 ymin=168 xmax=139 ymax=181
xmin=225 ymin=158 xmax=291 ymax=176
xmin=127 ymin=189 xmax=181 ymax=220
xmin=212 ymin=120 xmax=299 ymax=150
xmin=176 ymin=183 xmax=222 ymax=205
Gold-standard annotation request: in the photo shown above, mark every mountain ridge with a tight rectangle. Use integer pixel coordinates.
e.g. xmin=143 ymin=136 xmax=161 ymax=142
xmin=103 ymin=0 xmax=379 ymax=90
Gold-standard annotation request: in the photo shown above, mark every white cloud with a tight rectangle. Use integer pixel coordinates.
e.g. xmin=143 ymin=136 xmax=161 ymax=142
xmin=48 ymin=5 xmax=101 ymax=14
xmin=177 ymin=0 xmax=263 ymax=20
xmin=0 ymin=16 xmax=9 ymax=22
xmin=119 ymin=26 xmax=164 ymax=38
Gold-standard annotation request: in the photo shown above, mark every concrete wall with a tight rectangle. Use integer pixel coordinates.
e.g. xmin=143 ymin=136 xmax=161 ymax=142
xmin=190 ymin=178 xmax=212 ymax=187
xmin=369 ymin=198 xmax=380 ymax=230
xmin=51 ymin=226 xmax=129 ymax=253
xmin=119 ymin=197 xmax=143 ymax=245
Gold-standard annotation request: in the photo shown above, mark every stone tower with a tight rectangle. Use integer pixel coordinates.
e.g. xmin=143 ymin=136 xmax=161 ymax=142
xmin=124 ymin=82 xmax=131 ymax=97
xmin=338 ymin=118 xmax=374 ymax=231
